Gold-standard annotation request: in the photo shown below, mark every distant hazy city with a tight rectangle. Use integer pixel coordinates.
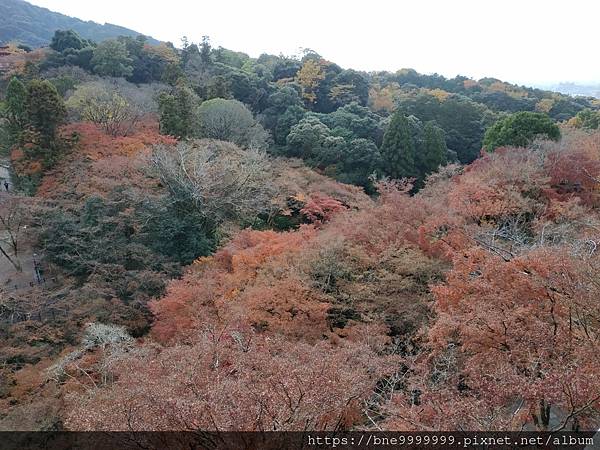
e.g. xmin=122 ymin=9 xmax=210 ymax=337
xmin=541 ymin=82 xmax=600 ymax=98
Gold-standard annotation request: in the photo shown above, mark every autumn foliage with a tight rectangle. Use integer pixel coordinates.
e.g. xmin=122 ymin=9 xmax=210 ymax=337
xmin=59 ymin=129 xmax=600 ymax=432
xmin=5 ymin=111 xmax=600 ymax=432
xmin=36 ymin=120 xmax=176 ymax=199
xmin=65 ymin=331 xmax=393 ymax=431
xmin=5 ymin=18 xmax=600 ymax=434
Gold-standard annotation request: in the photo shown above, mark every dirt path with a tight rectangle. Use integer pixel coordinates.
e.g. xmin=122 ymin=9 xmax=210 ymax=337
xmin=0 ymin=159 xmax=50 ymax=292
xmin=0 ymin=239 xmax=44 ymax=292
xmin=0 ymin=159 xmax=9 ymax=188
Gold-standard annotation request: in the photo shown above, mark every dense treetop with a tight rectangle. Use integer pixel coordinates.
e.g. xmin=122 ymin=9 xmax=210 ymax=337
xmin=483 ymin=111 xmax=561 ymax=151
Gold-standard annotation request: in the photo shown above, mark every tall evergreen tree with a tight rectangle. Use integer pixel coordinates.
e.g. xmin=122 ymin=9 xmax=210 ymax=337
xmin=419 ymin=121 xmax=447 ymax=175
xmin=4 ymin=77 xmax=28 ymax=143
xmin=91 ymin=40 xmax=133 ymax=78
xmin=200 ymin=36 xmax=212 ymax=65
xmin=381 ymin=111 xmax=416 ymax=179
xmin=26 ymin=79 xmax=67 ymax=146
xmin=158 ymin=83 xmax=199 ymax=138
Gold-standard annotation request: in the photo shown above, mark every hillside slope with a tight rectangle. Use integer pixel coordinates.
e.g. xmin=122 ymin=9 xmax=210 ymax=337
xmin=0 ymin=0 xmax=159 ymax=47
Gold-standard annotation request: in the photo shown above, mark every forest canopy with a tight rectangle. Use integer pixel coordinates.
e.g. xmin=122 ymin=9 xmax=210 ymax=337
xmin=1 ymin=20 xmax=600 ymax=437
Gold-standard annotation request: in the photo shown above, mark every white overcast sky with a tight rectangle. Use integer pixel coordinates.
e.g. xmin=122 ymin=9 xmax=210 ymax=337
xmin=26 ymin=0 xmax=600 ymax=86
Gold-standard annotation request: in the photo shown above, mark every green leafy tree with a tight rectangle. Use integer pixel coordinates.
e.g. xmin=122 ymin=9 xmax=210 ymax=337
xmin=117 ymin=36 xmax=178 ymax=84
xmin=158 ymin=83 xmax=200 ymax=139
xmin=336 ymin=138 xmax=382 ymax=191
xmin=261 ymin=86 xmax=305 ymax=145
xmin=64 ymin=46 xmax=95 ymax=71
xmin=91 ymin=40 xmax=134 ymax=77
xmin=380 ymin=111 xmax=416 ymax=179
xmin=255 ymin=54 xmax=301 ymax=81
xmin=26 ymin=79 xmax=67 ymax=146
xmin=316 ymin=102 xmax=383 ymax=145
xmin=197 ymin=98 xmax=268 ymax=148
xmin=470 ymin=90 xmax=535 ymax=113
xmin=274 ymin=105 xmax=306 ymax=146
xmin=200 ymin=36 xmax=212 ymax=65
xmin=221 ymin=67 xmax=271 ymax=111
xmin=286 ymin=116 xmax=332 ymax=159
xmin=3 ymin=79 xmax=68 ymax=191
xmin=162 ymin=61 xmax=184 ymax=85
xmin=2 ymin=78 xmax=66 ymax=152
xmin=213 ymin=47 xmax=249 ymax=68
xmin=483 ymin=111 xmax=560 ymax=151
xmin=50 ymin=29 xmax=90 ymax=52
xmin=3 ymin=77 xmax=28 ymax=143
xmin=313 ymin=62 xmax=343 ymax=114
xmin=546 ymin=97 xmax=583 ymax=121
xmin=45 ymin=30 xmax=96 ymax=72
xmin=396 ymin=91 xmax=493 ymax=163
xmin=571 ymin=109 xmax=600 ymax=130
xmin=181 ymin=42 xmax=200 ymax=69
xmin=41 ymin=189 xmax=214 ymax=300
xmin=329 ymin=69 xmax=369 ymax=108
xmin=66 ymin=81 xmax=147 ymax=137
xmin=418 ymin=121 xmax=447 ymax=175
xmin=118 ymin=35 xmax=150 ymax=83
xmin=205 ymin=75 xmax=231 ymax=100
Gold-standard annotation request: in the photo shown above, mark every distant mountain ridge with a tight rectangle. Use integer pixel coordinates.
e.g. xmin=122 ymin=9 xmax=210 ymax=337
xmin=0 ymin=0 xmax=160 ymax=47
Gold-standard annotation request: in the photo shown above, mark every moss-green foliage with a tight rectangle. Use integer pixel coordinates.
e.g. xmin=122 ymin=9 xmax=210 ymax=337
xmin=157 ymin=83 xmax=199 ymax=138
xmin=3 ymin=77 xmax=68 ymax=154
xmin=419 ymin=121 xmax=447 ymax=175
xmin=395 ymin=92 xmax=492 ymax=164
xmin=41 ymin=189 xmax=215 ymax=294
xmin=49 ymin=29 xmax=93 ymax=53
xmin=197 ymin=98 xmax=269 ymax=148
xmin=572 ymin=109 xmax=600 ymax=130
xmin=25 ymin=79 xmax=67 ymax=146
xmin=483 ymin=111 xmax=560 ymax=151
xmin=3 ymin=77 xmax=70 ymax=191
xmin=91 ymin=40 xmax=133 ymax=78
xmin=3 ymin=77 xmax=28 ymax=144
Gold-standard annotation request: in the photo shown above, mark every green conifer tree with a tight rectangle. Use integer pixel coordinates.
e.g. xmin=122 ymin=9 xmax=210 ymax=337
xmin=381 ymin=111 xmax=416 ymax=179
xmin=419 ymin=121 xmax=447 ymax=175
xmin=26 ymin=79 xmax=67 ymax=146
xmin=4 ymin=77 xmax=28 ymax=143
xmin=158 ymin=83 xmax=198 ymax=138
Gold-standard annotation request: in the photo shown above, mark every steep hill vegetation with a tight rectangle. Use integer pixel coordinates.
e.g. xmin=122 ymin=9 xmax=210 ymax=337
xmin=1 ymin=23 xmax=600 ymax=434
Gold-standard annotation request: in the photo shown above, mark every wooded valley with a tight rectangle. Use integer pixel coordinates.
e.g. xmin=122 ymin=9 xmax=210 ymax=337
xmin=1 ymin=8 xmax=600 ymax=435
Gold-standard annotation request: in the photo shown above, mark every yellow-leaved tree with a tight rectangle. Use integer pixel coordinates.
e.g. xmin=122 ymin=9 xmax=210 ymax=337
xmin=296 ymin=59 xmax=326 ymax=105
